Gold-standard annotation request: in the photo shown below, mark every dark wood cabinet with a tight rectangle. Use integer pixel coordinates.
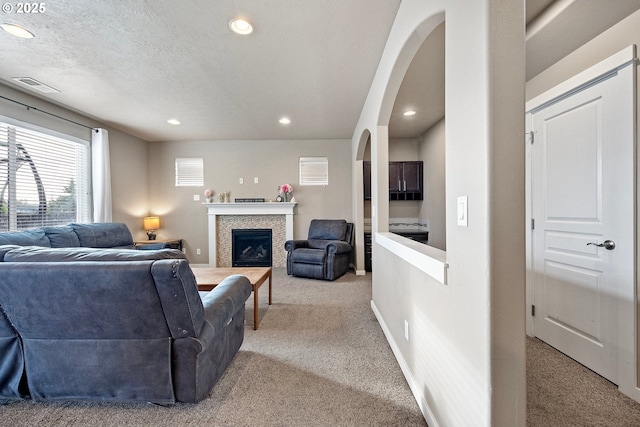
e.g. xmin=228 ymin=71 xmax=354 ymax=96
xmin=363 ymin=161 xmax=372 ymax=200
xmin=364 ymin=161 xmax=423 ymax=201
xmin=364 ymin=232 xmax=372 ymax=272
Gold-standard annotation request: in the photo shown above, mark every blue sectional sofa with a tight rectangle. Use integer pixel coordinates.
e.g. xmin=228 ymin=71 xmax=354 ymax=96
xmin=0 ymin=223 xmax=252 ymax=404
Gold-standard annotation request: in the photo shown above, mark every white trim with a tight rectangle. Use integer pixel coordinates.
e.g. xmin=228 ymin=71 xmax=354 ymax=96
xmin=371 ymin=300 xmax=438 ymax=427
xmin=376 ymin=232 xmax=447 ymax=285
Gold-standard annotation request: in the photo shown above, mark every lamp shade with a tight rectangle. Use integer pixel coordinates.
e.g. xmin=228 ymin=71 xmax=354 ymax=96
xmin=143 ymin=216 xmax=160 ymax=231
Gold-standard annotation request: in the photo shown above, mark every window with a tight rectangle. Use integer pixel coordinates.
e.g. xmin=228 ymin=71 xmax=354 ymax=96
xmin=299 ymin=157 xmax=328 ymax=186
xmin=0 ymin=118 xmax=91 ymax=231
xmin=175 ymin=158 xmax=204 ymax=187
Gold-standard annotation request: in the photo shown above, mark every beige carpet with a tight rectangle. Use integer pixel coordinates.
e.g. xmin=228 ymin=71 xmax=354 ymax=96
xmin=0 ymin=268 xmax=427 ymax=426
xmin=527 ymin=336 xmax=640 ymax=427
xmin=3 ymin=268 xmax=640 ymax=426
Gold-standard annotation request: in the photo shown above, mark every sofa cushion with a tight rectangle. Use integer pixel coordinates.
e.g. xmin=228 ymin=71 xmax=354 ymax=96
xmin=70 ymin=222 xmax=134 ymax=248
xmin=0 ymin=229 xmax=50 ymax=247
xmin=307 ymin=219 xmax=347 ymax=241
xmin=3 ymin=246 xmax=186 ymax=263
xmin=43 ymin=225 xmax=81 ymax=248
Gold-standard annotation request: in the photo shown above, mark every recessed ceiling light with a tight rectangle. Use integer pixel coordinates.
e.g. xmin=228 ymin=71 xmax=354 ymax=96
xmin=403 ymin=110 xmax=416 ymax=117
xmin=1 ymin=23 xmax=35 ymax=39
xmin=229 ymin=18 xmax=253 ymax=35
xmin=279 ymin=117 xmax=291 ymax=125
xmin=167 ymin=119 xmax=181 ymax=125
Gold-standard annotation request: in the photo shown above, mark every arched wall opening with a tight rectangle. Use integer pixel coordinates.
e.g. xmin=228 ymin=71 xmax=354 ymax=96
xmin=353 ymin=12 xmax=446 ymax=273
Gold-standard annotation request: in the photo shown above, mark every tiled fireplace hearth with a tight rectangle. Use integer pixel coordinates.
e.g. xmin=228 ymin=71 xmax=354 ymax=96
xmin=204 ymin=202 xmax=296 ymax=267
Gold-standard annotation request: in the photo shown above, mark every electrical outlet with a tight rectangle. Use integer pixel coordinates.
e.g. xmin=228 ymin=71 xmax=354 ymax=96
xmin=193 ymin=194 xmax=200 ymax=201
xmin=404 ymin=320 xmax=410 ymax=341
xmin=239 ymin=177 xmax=244 ymax=184
xmin=196 ymin=248 xmax=201 ymax=255
xmin=254 ymin=177 xmax=259 ymax=184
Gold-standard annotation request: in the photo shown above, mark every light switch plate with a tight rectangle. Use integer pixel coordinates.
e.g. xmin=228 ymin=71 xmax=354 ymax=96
xmin=194 ymin=194 xmax=200 ymax=201
xmin=457 ymin=196 xmax=468 ymax=227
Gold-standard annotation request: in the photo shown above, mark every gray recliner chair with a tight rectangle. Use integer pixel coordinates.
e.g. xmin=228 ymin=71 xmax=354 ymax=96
xmin=284 ymin=219 xmax=353 ymax=281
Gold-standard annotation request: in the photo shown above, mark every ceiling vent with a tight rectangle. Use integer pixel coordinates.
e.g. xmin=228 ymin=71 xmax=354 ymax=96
xmin=12 ymin=77 xmax=60 ymax=93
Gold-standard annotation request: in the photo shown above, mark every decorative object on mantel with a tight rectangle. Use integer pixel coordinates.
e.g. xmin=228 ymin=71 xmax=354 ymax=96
xmin=235 ymin=198 xmax=266 ymax=203
xmin=278 ymin=183 xmax=293 ymax=202
xmin=204 ymin=188 xmax=215 ymax=203
xmin=218 ymin=191 xmax=230 ymax=203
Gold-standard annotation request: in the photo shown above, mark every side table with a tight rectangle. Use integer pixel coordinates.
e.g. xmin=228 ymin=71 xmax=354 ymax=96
xmin=134 ymin=238 xmax=183 ymax=251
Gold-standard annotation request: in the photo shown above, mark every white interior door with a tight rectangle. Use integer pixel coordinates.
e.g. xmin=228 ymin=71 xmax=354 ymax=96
xmin=530 ymin=63 xmax=634 ymax=384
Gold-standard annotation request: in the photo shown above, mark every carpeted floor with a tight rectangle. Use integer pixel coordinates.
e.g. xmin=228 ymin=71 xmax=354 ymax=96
xmin=3 ymin=268 xmax=640 ymax=426
xmin=527 ymin=336 xmax=640 ymax=427
xmin=0 ymin=268 xmax=427 ymax=427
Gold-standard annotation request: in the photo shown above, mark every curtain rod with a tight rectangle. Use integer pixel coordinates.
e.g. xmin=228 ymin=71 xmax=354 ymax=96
xmin=0 ymin=94 xmax=94 ymax=131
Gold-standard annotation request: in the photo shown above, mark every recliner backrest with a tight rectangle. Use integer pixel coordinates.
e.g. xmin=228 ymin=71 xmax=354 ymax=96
xmin=307 ymin=219 xmax=348 ymax=241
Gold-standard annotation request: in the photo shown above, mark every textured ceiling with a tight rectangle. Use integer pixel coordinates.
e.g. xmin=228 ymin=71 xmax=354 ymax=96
xmin=1 ymin=1 xmax=639 ymax=143
xmin=0 ymin=0 xmax=401 ymax=141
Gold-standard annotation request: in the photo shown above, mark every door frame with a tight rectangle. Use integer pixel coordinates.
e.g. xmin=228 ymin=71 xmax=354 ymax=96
xmin=525 ymin=45 xmax=639 ymax=400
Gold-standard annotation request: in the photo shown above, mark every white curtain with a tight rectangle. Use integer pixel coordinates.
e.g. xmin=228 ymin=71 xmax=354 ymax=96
xmin=91 ymin=128 xmax=112 ymax=222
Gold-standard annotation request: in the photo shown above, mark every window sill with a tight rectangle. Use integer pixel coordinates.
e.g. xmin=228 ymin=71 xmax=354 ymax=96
xmin=376 ymin=232 xmax=448 ymax=285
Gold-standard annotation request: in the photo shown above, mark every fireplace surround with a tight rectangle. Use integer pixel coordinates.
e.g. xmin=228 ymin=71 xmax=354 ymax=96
xmin=204 ymin=202 xmax=296 ymax=267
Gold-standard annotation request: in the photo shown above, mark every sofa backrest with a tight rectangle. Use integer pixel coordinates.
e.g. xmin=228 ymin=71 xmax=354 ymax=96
xmin=0 ymin=257 xmax=203 ymax=403
xmin=0 ymin=229 xmax=50 ymax=247
xmin=0 ymin=222 xmax=136 ymax=249
xmin=42 ymin=225 xmax=80 ymax=247
xmin=69 ymin=222 xmax=134 ymax=248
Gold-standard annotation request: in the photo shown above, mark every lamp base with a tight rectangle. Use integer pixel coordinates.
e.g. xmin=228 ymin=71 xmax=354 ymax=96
xmin=146 ymin=231 xmax=157 ymax=240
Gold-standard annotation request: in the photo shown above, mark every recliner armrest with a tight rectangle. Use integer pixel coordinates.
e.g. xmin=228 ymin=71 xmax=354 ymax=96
xmin=200 ymin=274 xmax=252 ymax=334
xmin=326 ymin=241 xmax=352 ymax=255
xmin=284 ymin=240 xmax=310 ymax=252
xmin=307 ymin=239 xmax=351 ymax=254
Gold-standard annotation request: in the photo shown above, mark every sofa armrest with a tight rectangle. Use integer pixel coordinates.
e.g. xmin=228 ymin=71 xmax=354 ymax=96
xmin=284 ymin=240 xmax=310 ymax=252
xmin=200 ymin=274 xmax=252 ymax=334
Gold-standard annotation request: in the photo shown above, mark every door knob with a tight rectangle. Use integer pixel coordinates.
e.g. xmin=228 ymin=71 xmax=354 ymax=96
xmin=587 ymin=240 xmax=616 ymax=250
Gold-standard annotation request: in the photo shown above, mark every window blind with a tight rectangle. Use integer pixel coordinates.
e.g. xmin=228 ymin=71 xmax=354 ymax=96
xmin=0 ymin=119 xmax=91 ymax=231
xmin=175 ymin=157 xmax=204 ymax=187
xmin=299 ymin=157 xmax=329 ymax=186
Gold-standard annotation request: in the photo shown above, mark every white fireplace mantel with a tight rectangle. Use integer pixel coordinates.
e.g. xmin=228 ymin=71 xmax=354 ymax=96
xmin=204 ymin=202 xmax=296 ymax=267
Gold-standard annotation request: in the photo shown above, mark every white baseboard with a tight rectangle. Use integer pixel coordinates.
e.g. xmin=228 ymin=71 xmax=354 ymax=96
xmin=355 ymin=269 xmax=366 ymax=276
xmin=370 ymin=300 xmax=438 ymax=427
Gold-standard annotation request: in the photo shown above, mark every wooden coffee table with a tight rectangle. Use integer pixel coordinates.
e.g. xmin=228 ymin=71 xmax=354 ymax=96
xmin=192 ymin=267 xmax=272 ymax=330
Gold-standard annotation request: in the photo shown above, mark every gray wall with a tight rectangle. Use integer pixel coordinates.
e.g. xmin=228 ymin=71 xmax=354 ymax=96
xmin=148 ymin=139 xmax=352 ymax=264
xmin=418 ymin=118 xmax=445 ymax=250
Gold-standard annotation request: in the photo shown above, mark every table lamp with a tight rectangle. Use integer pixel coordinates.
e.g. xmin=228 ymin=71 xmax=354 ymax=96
xmin=143 ymin=216 xmax=160 ymax=240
